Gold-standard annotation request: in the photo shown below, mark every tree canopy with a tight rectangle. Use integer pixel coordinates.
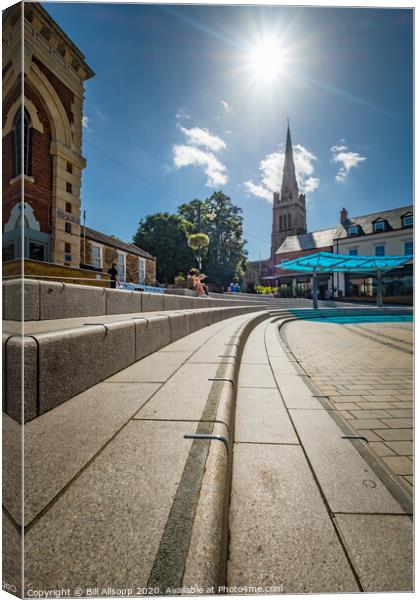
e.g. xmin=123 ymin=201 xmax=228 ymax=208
xmin=133 ymin=192 xmax=248 ymax=290
xmin=133 ymin=213 xmax=194 ymax=283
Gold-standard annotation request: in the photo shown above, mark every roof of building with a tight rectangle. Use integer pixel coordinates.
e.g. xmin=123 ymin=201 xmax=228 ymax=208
xmin=276 ymin=226 xmax=345 ymax=253
xmin=276 ymin=204 xmax=413 ymax=255
xmin=84 ymin=227 xmax=156 ymax=260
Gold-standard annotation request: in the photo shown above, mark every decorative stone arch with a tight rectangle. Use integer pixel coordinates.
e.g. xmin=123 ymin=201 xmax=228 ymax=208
xmin=4 ymin=202 xmax=41 ymax=233
xmin=27 ymin=61 xmax=72 ymax=147
xmin=3 ymin=97 xmax=44 ymax=137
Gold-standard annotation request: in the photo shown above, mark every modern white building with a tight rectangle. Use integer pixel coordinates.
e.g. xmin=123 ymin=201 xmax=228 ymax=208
xmin=272 ymin=205 xmax=413 ymax=304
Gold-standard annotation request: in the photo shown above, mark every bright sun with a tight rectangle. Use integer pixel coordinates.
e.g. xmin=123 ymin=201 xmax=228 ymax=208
xmin=248 ymin=37 xmax=285 ymax=83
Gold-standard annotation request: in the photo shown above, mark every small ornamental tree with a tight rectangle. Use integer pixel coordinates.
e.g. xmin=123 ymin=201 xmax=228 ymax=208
xmin=188 ymin=233 xmax=209 ymax=270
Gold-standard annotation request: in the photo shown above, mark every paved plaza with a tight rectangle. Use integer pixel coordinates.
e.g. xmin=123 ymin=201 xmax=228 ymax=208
xmin=3 ymin=307 xmax=413 ymax=595
xmin=284 ymin=319 xmax=414 ymax=491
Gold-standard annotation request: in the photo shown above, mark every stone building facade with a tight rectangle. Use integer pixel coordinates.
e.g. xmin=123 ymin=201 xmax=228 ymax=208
xmin=81 ymin=227 xmax=156 ymax=285
xmin=3 ymin=3 xmax=94 ymax=267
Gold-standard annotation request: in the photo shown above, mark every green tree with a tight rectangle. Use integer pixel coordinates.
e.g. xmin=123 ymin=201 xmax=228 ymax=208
xmin=133 ymin=213 xmax=194 ymax=283
xmin=178 ymin=192 xmax=248 ymax=290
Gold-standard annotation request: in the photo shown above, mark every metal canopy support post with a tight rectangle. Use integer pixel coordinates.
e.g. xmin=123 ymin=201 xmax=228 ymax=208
xmin=312 ymin=269 xmax=318 ymax=309
xmin=376 ymin=270 xmax=383 ymax=307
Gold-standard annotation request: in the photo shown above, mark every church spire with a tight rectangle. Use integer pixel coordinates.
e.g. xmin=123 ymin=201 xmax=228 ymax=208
xmin=281 ymin=120 xmax=298 ymax=201
xmin=270 ymin=121 xmax=307 ymax=263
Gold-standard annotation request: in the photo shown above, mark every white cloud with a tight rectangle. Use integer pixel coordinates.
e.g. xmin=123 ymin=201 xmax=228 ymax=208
xmin=220 ymin=100 xmax=231 ymax=112
xmin=82 ymin=115 xmax=91 ymax=130
xmin=173 ymin=120 xmax=228 ymax=187
xmin=173 ymin=144 xmax=228 ymax=187
xmin=244 ymin=180 xmax=272 ymax=201
xmin=331 ymin=142 xmax=366 ymax=182
xmin=244 ymin=144 xmax=319 ymax=202
xmin=177 ymin=124 xmax=226 ymax=152
xmin=175 ymin=109 xmax=191 ymax=121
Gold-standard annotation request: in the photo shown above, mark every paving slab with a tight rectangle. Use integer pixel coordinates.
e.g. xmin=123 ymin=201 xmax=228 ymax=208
xmin=334 ymin=514 xmax=413 ymax=592
xmin=134 ymin=363 xmax=221 ymax=421
xmin=23 ymin=382 xmax=159 ymax=526
xmin=269 ymin=356 xmax=301 ymax=376
xmin=108 ymin=351 xmax=191 ymax=383
xmin=375 ymin=429 xmax=413 ymax=441
xmin=289 ymin=409 xmax=406 ymax=514
xmin=274 ymin=374 xmax=322 ymax=409
xmin=237 ymin=364 xmax=276 ymax=388
xmin=227 ymin=444 xmax=359 ymax=593
xmin=25 ymin=421 xmax=194 ymax=592
xmin=381 ymin=456 xmax=413 ymax=476
xmin=235 ymin=387 xmax=297 ymax=445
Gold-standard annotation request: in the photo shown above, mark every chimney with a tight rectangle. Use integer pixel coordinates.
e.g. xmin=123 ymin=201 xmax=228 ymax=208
xmin=340 ymin=207 xmax=348 ymax=225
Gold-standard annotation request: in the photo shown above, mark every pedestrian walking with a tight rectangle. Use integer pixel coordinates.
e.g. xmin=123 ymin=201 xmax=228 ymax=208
xmin=108 ymin=262 xmax=120 ymax=289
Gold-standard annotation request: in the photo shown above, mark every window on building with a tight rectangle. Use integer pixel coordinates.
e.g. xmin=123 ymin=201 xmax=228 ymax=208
xmin=29 ymin=242 xmax=45 ymax=262
xmin=66 ymin=182 xmax=72 ymax=193
xmin=64 ymin=242 xmax=72 ymax=263
xmin=279 ymin=215 xmax=283 ymax=231
xmin=402 ymin=214 xmax=413 ymax=228
xmin=139 ymin=257 xmax=146 ymax=284
xmin=13 ymin=108 xmax=32 ymax=177
xmin=3 ymin=243 xmax=15 ymax=262
xmin=373 ymin=220 xmax=386 ymax=232
xmin=404 ymin=241 xmax=413 ymax=256
xmin=117 ymin=252 xmax=126 ymax=282
xmin=348 ymin=225 xmax=360 ymax=236
xmin=65 ymin=222 xmax=72 ymax=234
xmin=66 ymin=202 xmax=72 ymax=214
xmin=66 ymin=162 xmax=73 ymax=174
xmin=288 ymin=214 xmax=292 ymax=229
xmin=349 ymin=248 xmax=358 ymax=256
xmin=375 ymin=245 xmax=385 ymax=257
xmin=91 ymin=244 xmax=102 ymax=268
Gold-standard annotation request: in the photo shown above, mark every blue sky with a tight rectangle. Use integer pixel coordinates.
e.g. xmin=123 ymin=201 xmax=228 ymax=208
xmin=45 ymin=2 xmax=413 ymax=260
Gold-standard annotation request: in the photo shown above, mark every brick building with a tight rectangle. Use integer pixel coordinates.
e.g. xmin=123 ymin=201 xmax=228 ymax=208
xmin=81 ymin=227 xmax=156 ymax=285
xmin=3 ymin=3 xmax=94 ymax=266
xmin=2 ymin=3 xmax=156 ymax=284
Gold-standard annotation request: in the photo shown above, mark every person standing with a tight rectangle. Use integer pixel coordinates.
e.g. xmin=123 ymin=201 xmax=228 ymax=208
xmin=108 ymin=262 xmax=120 ymax=289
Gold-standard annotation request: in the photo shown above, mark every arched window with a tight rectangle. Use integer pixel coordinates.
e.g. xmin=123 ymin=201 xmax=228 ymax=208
xmin=288 ymin=213 xmax=292 ymax=229
xmin=279 ymin=215 xmax=283 ymax=231
xmin=13 ymin=109 xmax=32 ymax=177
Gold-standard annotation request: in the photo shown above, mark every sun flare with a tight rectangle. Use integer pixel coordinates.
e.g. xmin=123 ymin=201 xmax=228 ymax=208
xmin=248 ymin=37 xmax=285 ymax=83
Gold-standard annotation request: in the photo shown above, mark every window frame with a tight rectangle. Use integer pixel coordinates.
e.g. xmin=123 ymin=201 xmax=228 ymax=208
xmin=402 ymin=215 xmax=413 ymax=228
xmin=90 ymin=243 xmax=102 ymax=269
xmin=117 ymin=251 xmax=126 ymax=282
xmin=347 ymin=225 xmax=360 ymax=237
xmin=348 ymin=248 xmax=358 ymax=257
xmin=138 ymin=257 xmax=146 ymax=284
xmin=404 ymin=240 xmax=413 ymax=256
xmin=373 ymin=220 xmax=386 ymax=233
xmin=374 ymin=244 xmax=385 ymax=257
xmin=13 ymin=108 xmax=32 ymax=177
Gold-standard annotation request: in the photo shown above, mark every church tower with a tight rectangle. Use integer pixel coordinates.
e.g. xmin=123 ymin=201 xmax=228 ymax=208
xmin=271 ymin=123 xmax=307 ymax=261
